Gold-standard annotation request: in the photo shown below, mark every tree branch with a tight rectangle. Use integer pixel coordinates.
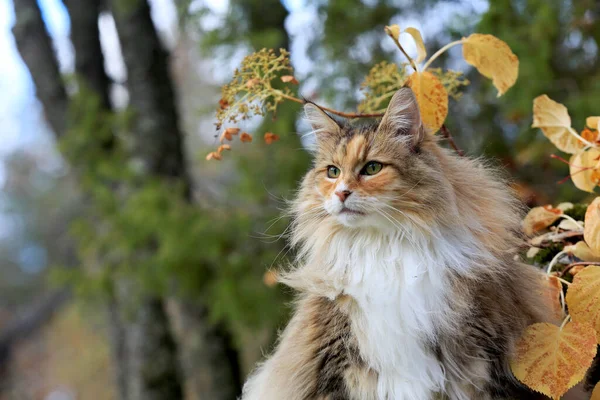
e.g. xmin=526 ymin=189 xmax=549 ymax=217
xmin=440 ymin=125 xmax=464 ymax=156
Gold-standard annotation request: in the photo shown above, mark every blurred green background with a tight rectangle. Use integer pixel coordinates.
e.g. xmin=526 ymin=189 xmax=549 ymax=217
xmin=0 ymin=0 xmax=598 ymax=399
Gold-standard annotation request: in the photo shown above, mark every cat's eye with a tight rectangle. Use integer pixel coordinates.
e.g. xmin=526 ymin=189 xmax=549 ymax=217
xmin=361 ymin=161 xmax=383 ymax=176
xmin=327 ymin=166 xmax=341 ymax=179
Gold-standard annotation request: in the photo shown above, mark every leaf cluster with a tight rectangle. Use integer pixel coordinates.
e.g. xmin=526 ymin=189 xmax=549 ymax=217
xmin=516 ymin=200 xmax=600 ymax=398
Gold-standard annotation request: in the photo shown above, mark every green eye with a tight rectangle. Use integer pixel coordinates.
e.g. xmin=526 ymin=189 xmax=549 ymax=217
xmin=327 ymin=166 xmax=340 ymax=178
xmin=361 ymin=161 xmax=383 ymax=176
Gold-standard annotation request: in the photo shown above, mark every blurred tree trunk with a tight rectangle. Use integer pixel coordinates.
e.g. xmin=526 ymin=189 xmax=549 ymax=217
xmin=12 ymin=1 xmax=185 ymax=399
xmin=63 ymin=0 xmax=111 ymax=109
xmin=12 ymin=0 xmax=68 ymax=136
xmin=60 ymin=2 xmax=130 ymax=399
xmin=109 ymin=0 xmax=241 ymax=399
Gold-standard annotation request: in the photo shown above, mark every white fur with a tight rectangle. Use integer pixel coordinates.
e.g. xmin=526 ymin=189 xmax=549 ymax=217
xmin=281 ymin=194 xmax=490 ymax=399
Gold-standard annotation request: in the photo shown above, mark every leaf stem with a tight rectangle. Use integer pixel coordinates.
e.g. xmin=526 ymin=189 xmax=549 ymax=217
xmin=567 ymin=127 xmax=598 ymax=149
xmin=556 ymin=276 xmax=571 ymax=286
xmin=423 ymin=39 xmax=464 ymax=71
xmin=385 ymin=31 xmax=419 ymax=72
xmin=559 ymin=314 xmax=571 ymax=330
xmin=547 ymin=250 xmax=567 ymax=274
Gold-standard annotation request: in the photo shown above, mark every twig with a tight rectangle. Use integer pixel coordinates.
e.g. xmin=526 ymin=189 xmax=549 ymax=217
xmin=440 ymin=125 xmax=464 ymax=156
xmin=559 ymin=261 xmax=600 ymax=277
xmin=278 ymin=93 xmax=384 ymax=119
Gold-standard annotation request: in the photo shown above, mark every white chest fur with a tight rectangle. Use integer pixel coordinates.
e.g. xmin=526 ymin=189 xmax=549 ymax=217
xmin=318 ymin=230 xmax=471 ymax=400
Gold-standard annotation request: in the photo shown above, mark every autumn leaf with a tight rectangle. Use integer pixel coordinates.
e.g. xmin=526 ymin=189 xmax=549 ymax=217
xmin=281 ymin=75 xmax=299 ymax=84
xmin=384 ymin=24 xmax=401 ymax=41
xmin=580 ymin=128 xmax=598 ymax=146
xmin=570 ymin=149 xmax=600 ymax=193
xmin=522 ymin=205 xmax=563 ymax=236
xmin=566 ymin=265 xmax=600 ymax=343
xmin=569 ymin=265 xmax=586 ymax=276
xmin=532 ymin=95 xmax=580 ymax=154
xmin=556 ymin=219 xmax=581 ymax=231
xmin=543 ymin=275 xmax=564 ymax=320
xmin=404 ymin=27 xmax=426 ymax=63
xmin=462 ymin=33 xmax=518 ymax=97
xmin=510 ymin=321 xmax=597 ymax=399
xmin=240 ymin=132 xmax=253 ymax=142
xmin=264 ymin=132 xmax=280 ymax=144
xmin=565 ymin=241 xmax=600 ymax=262
xmin=588 ymin=116 xmax=600 ymax=131
xmin=217 ymin=144 xmax=231 ymax=153
xmin=584 ymin=198 xmax=600 ymax=255
xmin=592 ymin=382 xmax=600 ymax=400
xmin=206 ymin=151 xmax=222 ymax=161
xmin=407 ymin=71 xmax=448 ymax=133
xmin=557 ymin=202 xmax=574 ymax=212
xmin=220 ymin=127 xmax=240 ymax=142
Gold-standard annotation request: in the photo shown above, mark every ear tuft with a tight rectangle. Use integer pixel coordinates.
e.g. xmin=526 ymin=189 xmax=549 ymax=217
xmin=304 ymin=103 xmax=341 ymax=137
xmin=378 ymin=87 xmax=425 ymax=149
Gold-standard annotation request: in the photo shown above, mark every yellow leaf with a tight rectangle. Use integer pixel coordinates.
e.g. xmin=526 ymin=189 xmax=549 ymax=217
xmin=407 ymin=71 xmax=448 ymax=133
xmin=462 ymin=33 xmax=518 ymax=96
xmin=404 ymin=27 xmax=426 ymax=63
xmin=532 ymin=95 xmax=579 ymax=154
xmin=557 ymin=202 xmax=574 ymax=212
xmin=556 ymin=219 xmax=581 ymax=231
xmin=570 ymin=149 xmax=600 ymax=192
xmin=543 ymin=275 xmax=564 ymax=320
xmin=569 ymin=265 xmax=586 ymax=276
xmin=566 ymin=265 xmax=600 ymax=343
xmin=511 ymin=321 xmax=597 ymax=399
xmin=565 ymin=241 xmax=600 ymax=262
xmin=592 ymin=382 xmax=600 ymax=400
xmin=585 ymin=198 xmax=600 ymax=255
xmin=384 ymin=24 xmax=401 ymax=41
xmin=522 ymin=205 xmax=563 ymax=236
xmin=587 ymin=116 xmax=600 ymax=131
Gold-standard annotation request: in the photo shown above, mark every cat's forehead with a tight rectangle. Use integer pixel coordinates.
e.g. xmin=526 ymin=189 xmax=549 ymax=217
xmin=316 ymin=123 xmax=399 ymax=165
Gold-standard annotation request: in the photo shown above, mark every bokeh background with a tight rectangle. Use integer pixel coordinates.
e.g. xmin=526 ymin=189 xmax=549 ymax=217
xmin=0 ymin=0 xmax=598 ymax=399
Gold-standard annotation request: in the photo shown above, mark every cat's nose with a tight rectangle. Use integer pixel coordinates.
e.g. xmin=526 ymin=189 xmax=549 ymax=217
xmin=335 ymin=190 xmax=352 ymax=202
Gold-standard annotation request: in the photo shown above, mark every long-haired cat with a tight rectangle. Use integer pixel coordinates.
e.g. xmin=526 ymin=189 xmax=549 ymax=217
xmin=241 ymin=88 xmax=591 ymax=400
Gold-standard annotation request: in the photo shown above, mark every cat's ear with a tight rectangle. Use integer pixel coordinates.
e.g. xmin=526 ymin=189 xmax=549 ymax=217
xmin=378 ymin=87 xmax=425 ymax=150
xmin=304 ymin=103 xmax=342 ymax=138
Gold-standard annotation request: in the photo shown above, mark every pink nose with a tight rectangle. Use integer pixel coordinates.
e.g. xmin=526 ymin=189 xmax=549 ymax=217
xmin=335 ymin=190 xmax=352 ymax=202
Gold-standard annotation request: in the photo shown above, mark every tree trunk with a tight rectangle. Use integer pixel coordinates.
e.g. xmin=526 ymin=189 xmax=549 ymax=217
xmin=12 ymin=0 xmax=68 ymax=136
xmin=167 ymin=300 xmax=242 ymax=400
xmin=60 ymin=3 xmax=131 ymax=398
xmin=109 ymin=0 xmax=241 ymax=398
xmin=63 ymin=0 xmax=112 ymax=110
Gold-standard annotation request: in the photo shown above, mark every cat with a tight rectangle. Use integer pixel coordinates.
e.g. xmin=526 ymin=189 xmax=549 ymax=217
xmin=241 ymin=88 xmax=591 ymax=400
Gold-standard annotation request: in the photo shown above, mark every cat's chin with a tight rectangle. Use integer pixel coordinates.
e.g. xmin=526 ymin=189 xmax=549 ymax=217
xmin=334 ymin=210 xmax=375 ymax=228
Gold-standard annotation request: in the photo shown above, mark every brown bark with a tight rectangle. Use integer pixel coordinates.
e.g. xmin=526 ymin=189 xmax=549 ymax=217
xmin=12 ymin=0 xmax=68 ymax=136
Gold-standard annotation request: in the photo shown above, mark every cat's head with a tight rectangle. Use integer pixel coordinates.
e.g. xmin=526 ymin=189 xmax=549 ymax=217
xmin=294 ymin=88 xmax=454 ymax=232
